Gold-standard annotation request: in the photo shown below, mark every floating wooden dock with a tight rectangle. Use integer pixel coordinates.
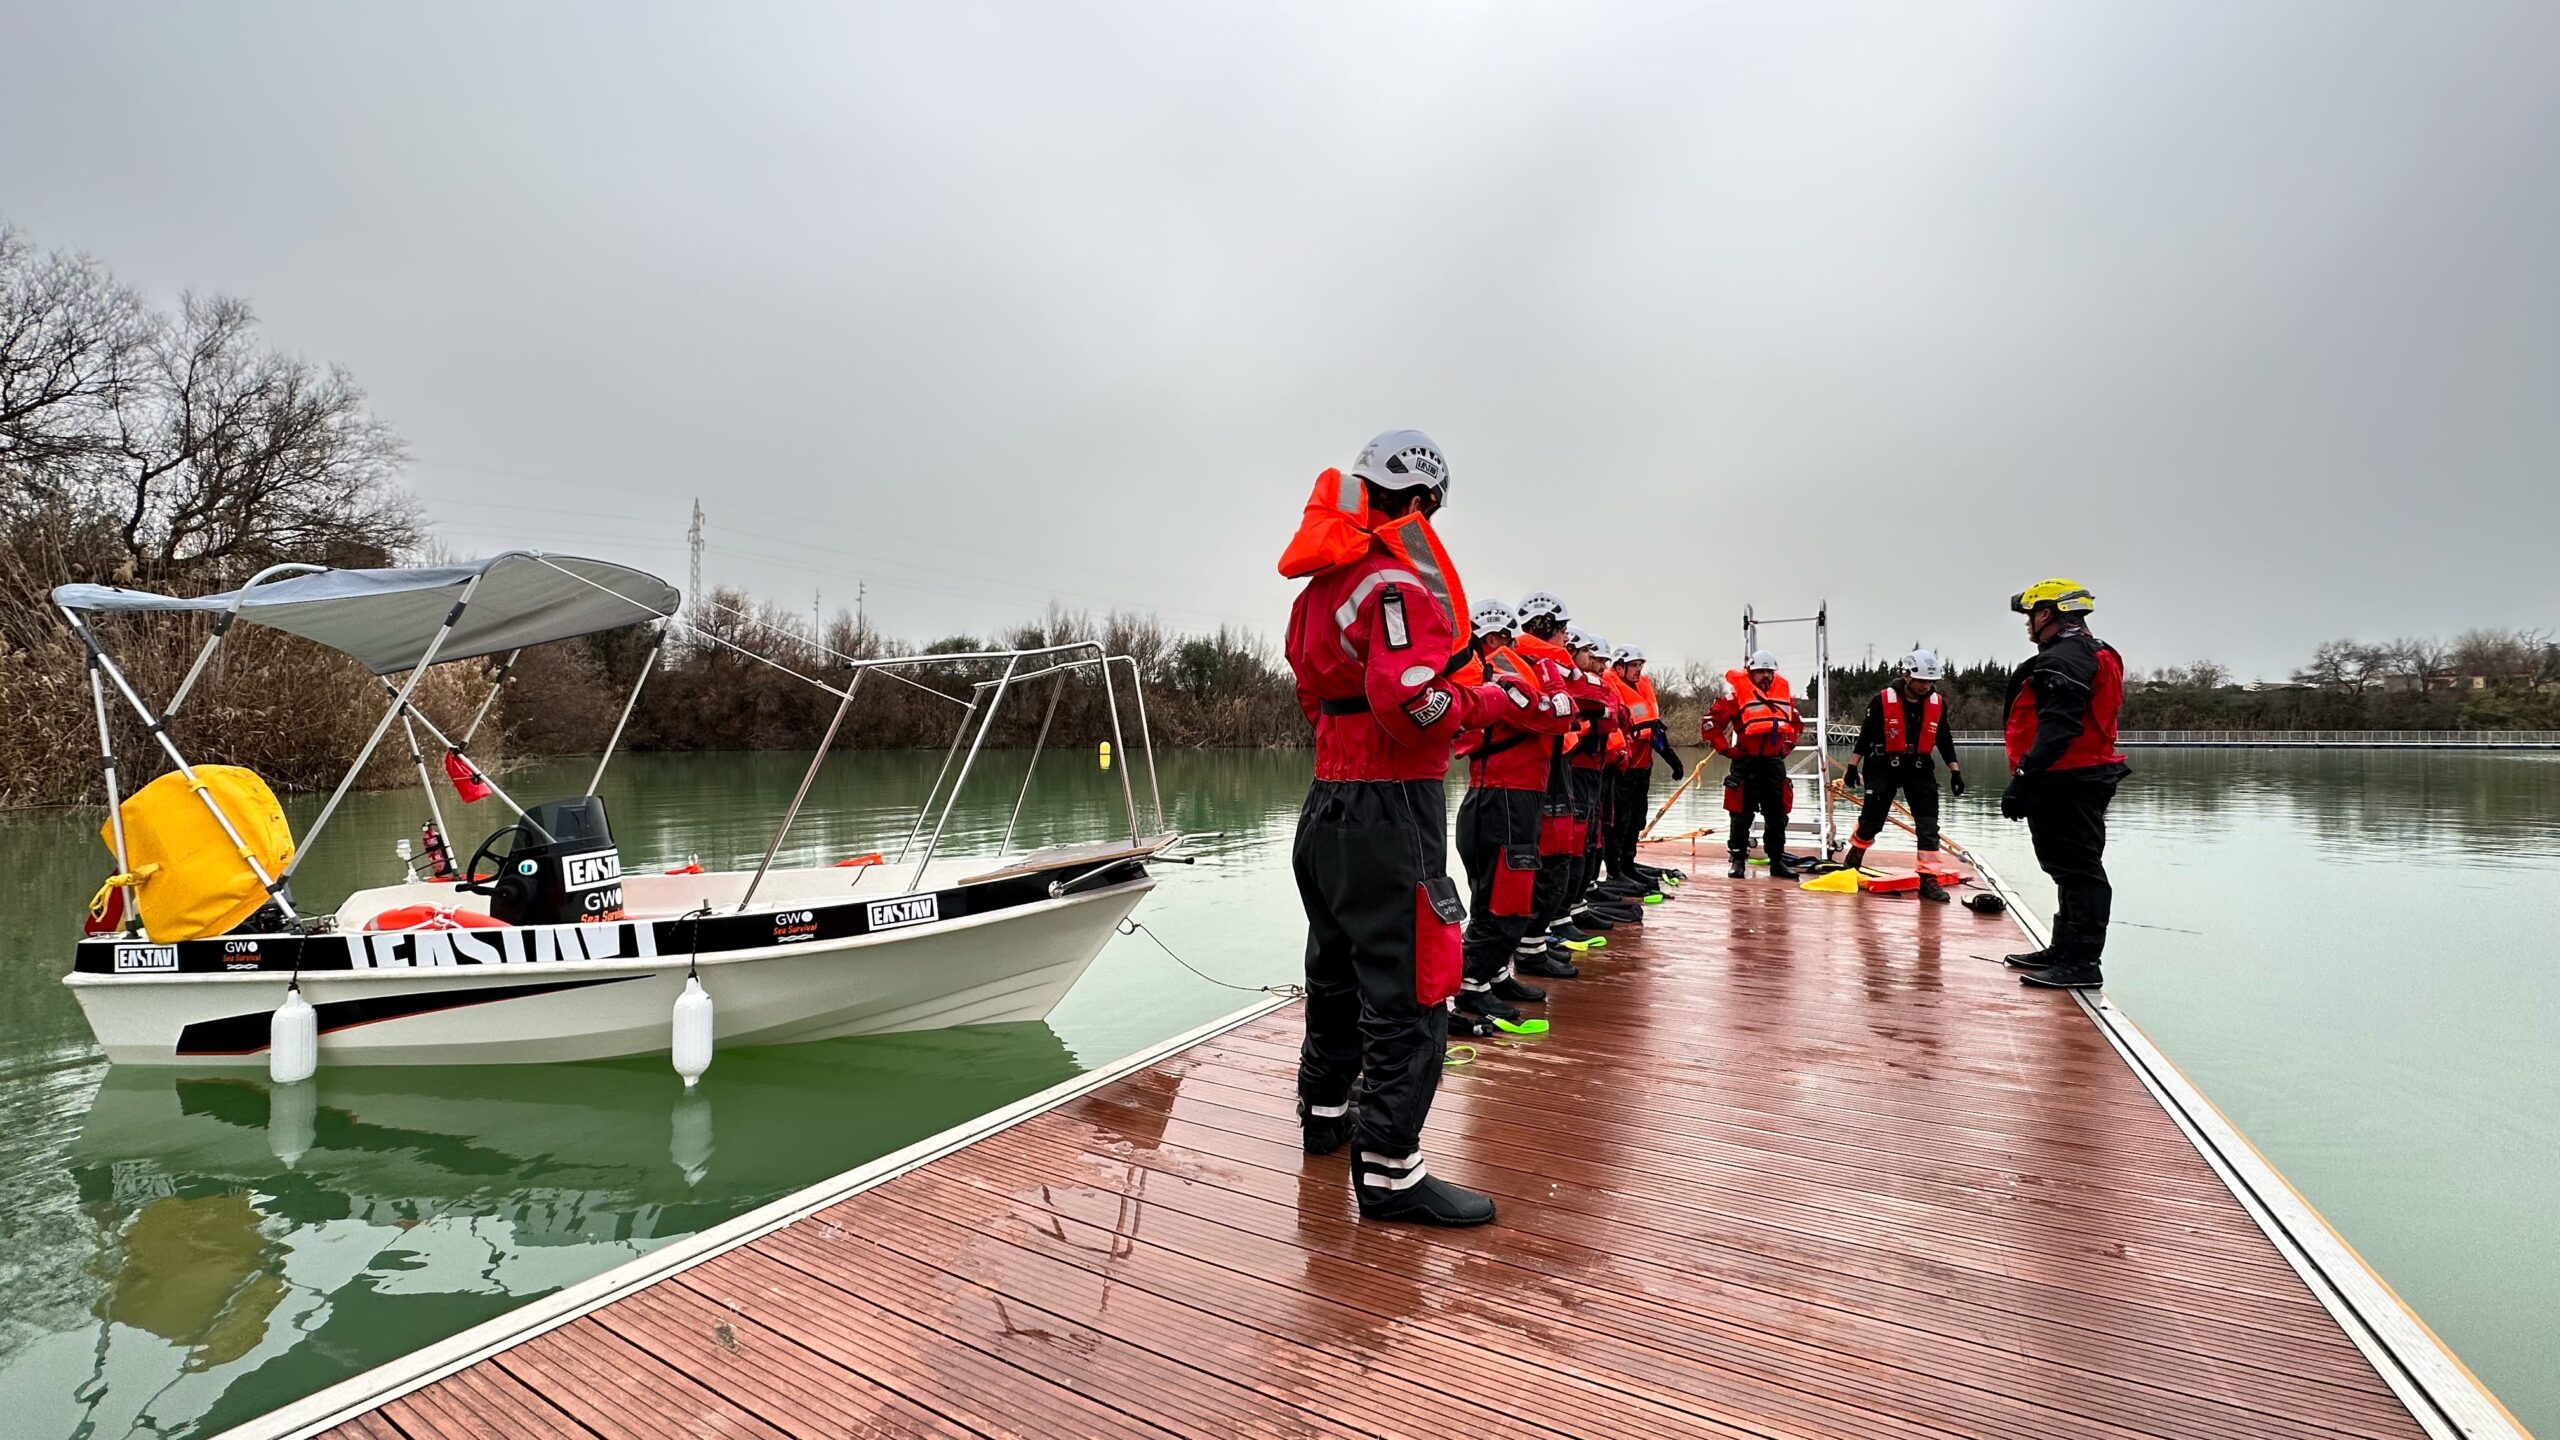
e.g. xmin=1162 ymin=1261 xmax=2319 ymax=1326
xmin=238 ymin=844 xmax=2525 ymax=1440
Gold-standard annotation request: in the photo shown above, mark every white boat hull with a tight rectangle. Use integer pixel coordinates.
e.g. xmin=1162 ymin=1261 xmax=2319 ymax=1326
xmin=67 ymin=877 xmax=1149 ymax=1067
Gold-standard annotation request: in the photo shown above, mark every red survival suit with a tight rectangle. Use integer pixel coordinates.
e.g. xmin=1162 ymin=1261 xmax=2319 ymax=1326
xmin=1280 ymin=470 xmax=1516 ymax=1177
xmin=1705 ymin=670 xmax=1801 ymax=862
xmin=1454 ymin=637 xmax=1576 ymax=1000
xmin=1509 ymin=628 xmax=1589 ymax=941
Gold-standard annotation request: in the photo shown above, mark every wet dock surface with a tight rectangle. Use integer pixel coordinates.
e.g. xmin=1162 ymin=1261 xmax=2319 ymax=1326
xmin=308 ymin=846 xmax=2444 ymax=1440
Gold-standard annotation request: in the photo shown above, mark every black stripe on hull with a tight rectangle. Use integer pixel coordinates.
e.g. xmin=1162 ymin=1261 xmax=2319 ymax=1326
xmin=175 ymin=976 xmax=641 ymax=1056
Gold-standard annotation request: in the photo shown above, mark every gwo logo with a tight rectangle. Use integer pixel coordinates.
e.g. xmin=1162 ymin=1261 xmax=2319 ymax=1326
xmin=865 ymin=895 xmax=940 ymax=932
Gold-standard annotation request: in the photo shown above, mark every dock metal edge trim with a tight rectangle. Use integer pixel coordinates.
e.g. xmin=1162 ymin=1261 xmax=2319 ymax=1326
xmin=215 ymin=992 xmax=1295 ymax=1440
xmin=1969 ymin=858 xmax=2528 ymax=1440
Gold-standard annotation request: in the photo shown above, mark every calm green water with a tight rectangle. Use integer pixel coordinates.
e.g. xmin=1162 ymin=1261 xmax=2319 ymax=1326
xmin=0 ymin=748 xmax=2551 ymax=1436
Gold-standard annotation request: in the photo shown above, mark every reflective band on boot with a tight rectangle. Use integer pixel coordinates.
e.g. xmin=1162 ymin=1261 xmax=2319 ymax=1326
xmin=1357 ymin=1150 xmax=1430 ymax=1190
xmin=1306 ymin=1102 xmax=1350 ymax=1118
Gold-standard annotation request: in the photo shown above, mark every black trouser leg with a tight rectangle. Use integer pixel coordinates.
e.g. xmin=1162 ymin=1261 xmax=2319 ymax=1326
xmin=1609 ymin=768 xmax=1648 ymax=877
xmin=1906 ymin=770 xmax=1941 ymax=852
xmin=1293 ymin=779 xmax=1451 ymax=1158
xmin=1457 ymin=786 xmax=1540 ymax=982
xmin=1295 ymin=785 xmax=1362 ymax=1115
xmin=1746 ymin=758 xmax=1790 ymax=858
xmin=1531 ymin=781 xmax=1576 ymax=931
xmin=1572 ymin=768 xmax=1605 ymax=901
xmin=1852 ymin=770 xmax=1902 ymax=849
xmin=2027 ymin=776 xmax=2116 ymax=963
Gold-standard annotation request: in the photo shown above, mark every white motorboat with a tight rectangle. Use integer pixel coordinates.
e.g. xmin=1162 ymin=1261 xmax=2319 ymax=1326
xmin=54 ymin=552 xmax=1179 ymax=1067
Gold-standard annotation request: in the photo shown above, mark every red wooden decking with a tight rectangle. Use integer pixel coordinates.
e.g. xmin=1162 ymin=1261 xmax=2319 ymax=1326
xmin=313 ymin=847 xmax=2442 ymax=1440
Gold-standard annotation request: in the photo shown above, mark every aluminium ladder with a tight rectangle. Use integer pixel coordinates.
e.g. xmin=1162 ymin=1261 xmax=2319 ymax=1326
xmin=1740 ymin=601 xmax=1839 ymax=858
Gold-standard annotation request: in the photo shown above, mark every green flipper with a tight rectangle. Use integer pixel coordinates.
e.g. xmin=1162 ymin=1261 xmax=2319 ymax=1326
xmin=1491 ymin=1017 xmax=1550 ymax=1036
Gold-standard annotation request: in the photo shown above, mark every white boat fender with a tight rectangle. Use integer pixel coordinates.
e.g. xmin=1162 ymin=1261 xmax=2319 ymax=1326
xmin=673 ymin=973 xmax=714 ymax=1087
xmin=270 ymin=982 xmax=317 ymax=1085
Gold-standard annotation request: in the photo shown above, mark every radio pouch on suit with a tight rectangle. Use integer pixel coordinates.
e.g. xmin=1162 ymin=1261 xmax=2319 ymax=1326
xmin=1539 ymin=802 xmax=1576 ymax=855
xmin=1491 ymin=845 xmax=1538 ymax=917
xmin=1722 ymin=777 xmax=1744 ymax=813
xmin=1415 ymin=875 xmax=1465 ymax=1006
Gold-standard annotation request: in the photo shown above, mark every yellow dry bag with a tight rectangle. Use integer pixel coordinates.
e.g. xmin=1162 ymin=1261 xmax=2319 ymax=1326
xmin=104 ymin=767 xmax=296 ymax=941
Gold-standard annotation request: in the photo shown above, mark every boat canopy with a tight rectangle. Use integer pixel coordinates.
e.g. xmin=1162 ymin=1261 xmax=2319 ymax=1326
xmin=53 ymin=553 xmax=678 ymax=674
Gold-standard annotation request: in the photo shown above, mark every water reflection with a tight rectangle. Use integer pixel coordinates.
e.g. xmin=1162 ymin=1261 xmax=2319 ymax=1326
xmin=23 ymin=1025 xmax=1079 ymax=1439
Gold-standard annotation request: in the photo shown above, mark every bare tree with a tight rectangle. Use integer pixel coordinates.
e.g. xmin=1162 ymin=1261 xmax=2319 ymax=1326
xmin=2380 ymin=636 xmax=2449 ymax=684
xmin=2449 ymin=628 xmax=2546 ymax=687
xmin=0 ymin=228 xmax=151 ymax=508
xmin=2294 ymin=638 xmax=2387 ymax=693
xmin=107 ymin=293 xmax=417 ymax=582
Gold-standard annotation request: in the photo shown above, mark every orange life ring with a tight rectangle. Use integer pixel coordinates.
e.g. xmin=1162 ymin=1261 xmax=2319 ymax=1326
xmin=365 ymin=904 xmax=508 ymax=932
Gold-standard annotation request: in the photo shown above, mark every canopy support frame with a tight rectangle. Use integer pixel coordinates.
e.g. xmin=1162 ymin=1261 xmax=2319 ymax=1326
xmin=587 ymin=621 xmax=668 ymax=797
xmin=60 ymin=607 xmax=302 ymax=926
xmin=738 ymin=668 xmax=868 ymax=914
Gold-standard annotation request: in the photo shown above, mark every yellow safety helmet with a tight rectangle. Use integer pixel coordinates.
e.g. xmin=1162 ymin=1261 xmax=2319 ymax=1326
xmin=2009 ymin=578 xmax=2095 ymax=616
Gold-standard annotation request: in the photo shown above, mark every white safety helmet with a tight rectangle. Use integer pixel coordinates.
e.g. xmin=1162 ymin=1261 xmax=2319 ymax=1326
xmin=1471 ymin=599 xmax=1518 ymax=634
xmin=1746 ymin=649 xmax=1781 ymax=672
xmin=1615 ymin=644 xmax=1646 ymax=665
xmin=1349 ymin=429 xmax=1450 ymax=498
xmin=1902 ymin=648 xmax=1944 ymax=681
xmin=1569 ymin=628 xmax=1608 ymax=656
xmin=1517 ymin=590 xmax=1568 ymax=624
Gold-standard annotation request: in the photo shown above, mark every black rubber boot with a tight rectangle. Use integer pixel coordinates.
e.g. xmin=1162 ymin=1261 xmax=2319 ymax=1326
xmin=1728 ymin=851 xmax=1748 ymax=879
xmin=2002 ymin=948 xmax=2057 ymax=969
xmin=1766 ymin=853 xmax=1798 ymax=880
xmin=1581 ymin=902 xmax=1640 ymax=925
xmin=1353 ymin=1152 xmax=1497 ymax=1226
xmin=1491 ymin=974 xmax=1547 ymax=1004
xmin=1569 ymin=909 xmax=1618 ymax=932
xmin=1918 ymin=874 xmax=1951 ymax=903
xmin=1299 ymin=1099 xmax=1352 ymax=1156
xmin=1516 ymin=949 xmax=1580 ymax=979
xmin=1840 ymin=845 xmax=1868 ymax=872
xmin=2021 ymin=961 xmax=2104 ymax=990
xmin=1454 ymin=986 xmax=1523 ymax=1026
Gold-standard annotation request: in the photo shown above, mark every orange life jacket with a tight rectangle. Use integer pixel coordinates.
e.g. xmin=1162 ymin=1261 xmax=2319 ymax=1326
xmin=1723 ymin=668 xmax=1801 ymax=757
xmin=1878 ymin=686 xmax=1942 ymax=756
xmin=1277 ymin=468 xmax=1474 ymax=680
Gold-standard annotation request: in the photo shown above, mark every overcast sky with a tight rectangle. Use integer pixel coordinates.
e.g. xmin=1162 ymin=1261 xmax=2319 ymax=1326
xmin=6 ymin=2 xmax=2554 ymax=679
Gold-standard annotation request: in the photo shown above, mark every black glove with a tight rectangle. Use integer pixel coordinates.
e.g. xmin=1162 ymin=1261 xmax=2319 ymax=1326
xmin=1949 ymin=769 xmax=1967 ymax=799
xmin=1842 ymin=763 xmax=1860 ymax=790
xmin=1666 ymin=752 xmax=1686 ymax=779
xmin=2000 ymin=772 xmax=2033 ymax=821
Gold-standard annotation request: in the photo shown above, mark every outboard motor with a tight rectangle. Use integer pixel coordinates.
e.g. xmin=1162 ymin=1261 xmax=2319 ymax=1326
xmin=462 ymin=796 xmax=626 ymax=925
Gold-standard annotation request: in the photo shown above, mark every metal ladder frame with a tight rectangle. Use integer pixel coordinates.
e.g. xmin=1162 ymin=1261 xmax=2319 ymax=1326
xmin=1742 ymin=601 xmax=1838 ymax=857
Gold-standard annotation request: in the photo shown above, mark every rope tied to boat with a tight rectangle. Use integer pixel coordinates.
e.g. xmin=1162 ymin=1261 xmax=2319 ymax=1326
xmin=1116 ymin=918 xmax=1305 ymax=999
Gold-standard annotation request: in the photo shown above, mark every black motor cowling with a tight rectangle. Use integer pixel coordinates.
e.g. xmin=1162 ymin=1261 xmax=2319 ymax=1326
xmin=463 ymin=796 xmax=625 ymax=925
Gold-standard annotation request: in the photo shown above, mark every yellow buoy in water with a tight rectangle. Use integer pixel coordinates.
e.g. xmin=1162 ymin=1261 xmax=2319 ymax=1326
xmin=1098 ymin=741 xmax=1113 ymax=770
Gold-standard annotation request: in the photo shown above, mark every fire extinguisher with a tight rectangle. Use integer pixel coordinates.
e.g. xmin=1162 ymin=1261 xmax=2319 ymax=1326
xmin=419 ymin=822 xmax=458 ymax=881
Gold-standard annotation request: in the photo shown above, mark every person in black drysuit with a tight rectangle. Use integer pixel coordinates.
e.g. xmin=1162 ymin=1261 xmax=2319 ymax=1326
xmin=1841 ymin=649 xmax=1965 ymax=902
xmin=1997 ymin=580 xmax=2131 ymax=991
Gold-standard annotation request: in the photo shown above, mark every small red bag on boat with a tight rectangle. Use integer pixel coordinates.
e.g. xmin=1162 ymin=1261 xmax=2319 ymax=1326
xmin=444 ymin=750 xmax=494 ymax=803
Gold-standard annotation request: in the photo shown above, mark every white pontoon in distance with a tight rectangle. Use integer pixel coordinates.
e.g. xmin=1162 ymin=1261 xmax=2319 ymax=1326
xmin=56 ymin=553 xmax=1177 ymax=1067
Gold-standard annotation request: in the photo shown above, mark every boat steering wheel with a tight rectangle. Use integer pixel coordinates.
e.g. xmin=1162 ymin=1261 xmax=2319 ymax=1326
xmin=455 ymin=822 xmax=528 ymax=895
